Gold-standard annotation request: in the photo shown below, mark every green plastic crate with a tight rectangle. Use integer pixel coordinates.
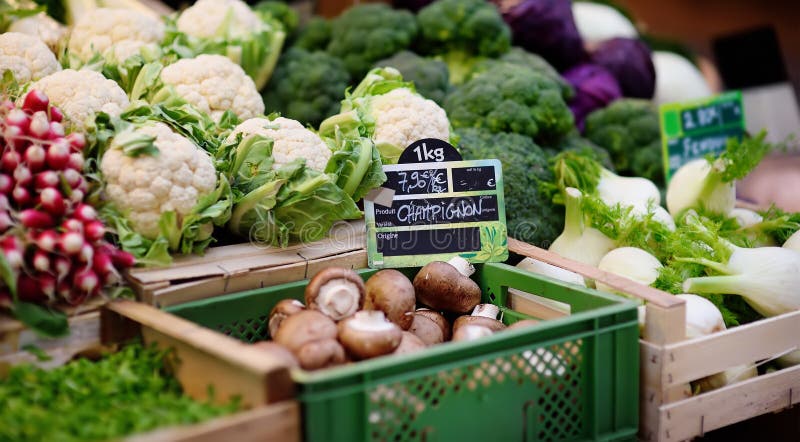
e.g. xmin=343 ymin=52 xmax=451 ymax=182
xmin=166 ymin=263 xmax=639 ymax=442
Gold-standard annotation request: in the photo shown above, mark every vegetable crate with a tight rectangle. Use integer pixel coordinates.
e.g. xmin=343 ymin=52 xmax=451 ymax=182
xmin=127 ymin=220 xmax=367 ymax=307
xmin=508 ymin=238 xmax=800 ymax=441
xmin=166 ymin=262 xmax=640 ymax=441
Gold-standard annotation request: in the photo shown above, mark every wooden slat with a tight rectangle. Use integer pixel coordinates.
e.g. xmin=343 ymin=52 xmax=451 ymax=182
xmin=656 ymin=364 xmax=800 ymax=441
xmin=0 ymin=312 xmax=102 ymax=368
xmin=103 ymin=300 xmax=295 ymax=407
xmin=507 ymin=288 xmax=570 ymax=319
xmin=661 ymin=310 xmax=800 ymax=388
xmin=127 ymin=401 xmax=301 ymax=442
xmin=639 ymin=340 xmax=693 ymax=441
xmin=508 ymin=238 xmax=683 ymax=308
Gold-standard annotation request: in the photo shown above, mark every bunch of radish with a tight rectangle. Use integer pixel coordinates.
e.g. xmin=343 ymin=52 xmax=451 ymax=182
xmin=1 ymin=90 xmax=134 ymax=306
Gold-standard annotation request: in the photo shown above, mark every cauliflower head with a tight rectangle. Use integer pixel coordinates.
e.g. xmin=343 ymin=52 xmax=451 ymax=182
xmin=0 ymin=32 xmax=61 ymax=84
xmin=228 ymin=117 xmax=331 ymax=172
xmin=7 ymin=13 xmax=68 ymax=55
xmin=67 ymin=8 xmax=165 ymax=62
xmin=160 ymin=54 xmax=265 ymax=121
xmin=177 ymin=0 xmax=262 ymax=39
xmin=27 ymin=69 xmax=129 ymax=130
xmin=101 ymin=122 xmax=217 ymax=239
xmin=370 ymin=88 xmax=450 ymax=154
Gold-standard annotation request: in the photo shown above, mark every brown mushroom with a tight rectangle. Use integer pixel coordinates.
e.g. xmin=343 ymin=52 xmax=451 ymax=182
xmin=294 ymin=339 xmax=347 ymax=370
xmin=409 ymin=309 xmax=450 ymax=345
xmin=273 ymin=310 xmax=337 ymax=353
xmin=338 ymin=310 xmax=402 ymax=360
xmin=268 ymin=299 xmax=305 ymax=338
xmin=506 ymin=319 xmax=541 ymax=331
xmin=393 ymin=331 xmax=427 ymax=355
xmin=305 ymin=267 xmax=366 ymax=321
xmin=413 ymin=257 xmax=481 ymax=313
xmin=452 ymin=324 xmax=493 ymax=342
xmin=453 ymin=304 xmax=506 ymax=334
xmin=364 ymin=269 xmax=416 ymax=330
xmin=251 ymin=341 xmax=300 ymax=368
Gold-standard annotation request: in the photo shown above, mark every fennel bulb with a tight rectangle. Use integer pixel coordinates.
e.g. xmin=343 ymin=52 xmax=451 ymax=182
xmin=596 ymin=170 xmax=661 ymax=208
xmin=630 ymin=203 xmax=675 ymax=231
xmin=676 ymin=294 xmax=725 ymax=338
xmin=595 ymin=247 xmax=662 ymax=296
xmin=516 ymin=257 xmax=586 ymax=287
xmin=666 ymin=159 xmax=736 ymax=217
xmin=549 ymin=187 xmax=616 ymax=267
xmin=683 ymin=246 xmax=800 ymax=317
xmin=730 ymin=208 xmax=763 ymax=228
xmin=694 ymin=364 xmax=758 ymax=393
xmin=783 ymin=229 xmax=800 ymax=253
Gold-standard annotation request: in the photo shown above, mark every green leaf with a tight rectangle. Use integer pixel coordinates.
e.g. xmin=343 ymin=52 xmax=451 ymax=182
xmin=0 ymin=252 xmax=17 ymax=300
xmin=12 ymin=302 xmax=68 ymax=338
xmin=21 ymin=344 xmax=52 ymax=362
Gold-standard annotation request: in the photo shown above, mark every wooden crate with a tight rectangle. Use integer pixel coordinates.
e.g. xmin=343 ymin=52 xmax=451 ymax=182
xmin=1 ymin=299 xmax=300 ymax=442
xmin=508 ymin=238 xmax=800 ymax=442
xmin=127 ymin=220 xmax=367 ymax=307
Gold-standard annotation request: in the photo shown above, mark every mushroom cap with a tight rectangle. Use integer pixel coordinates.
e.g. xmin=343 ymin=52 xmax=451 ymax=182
xmin=410 ymin=309 xmax=451 ymax=344
xmin=364 ymin=269 xmax=416 ymax=330
xmin=274 ymin=310 xmax=337 ymax=353
xmin=453 ymin=315 xmax=506 ymax=333
xmin=452 ymin=324 xmax=493 ymax=342
xmin=413 ymin=261 xmax=481 ymax=313
xmin=305 ymin=267 xmax=366 ymax=321
xmin=338 ymin=311 xmax=402 ymax=360
xmin=268 ymin=299 xmax=306 ymax=338
xmin=295 ymin=338 xmax=347 ymax=370
xmin=393 ymin=331 xmax=427 ymax=355
xmin=251 ymin=341 xmax=300 ymax=368
xmin=506 ymin=319 xmax=541 ymax=331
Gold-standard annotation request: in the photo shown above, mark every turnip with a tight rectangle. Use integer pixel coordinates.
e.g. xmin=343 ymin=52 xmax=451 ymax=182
xmin=19 ymin=209 xmax=55 ymax=229
xmin=39 ymin=187 xmax=66 ymax=216
xmin=21 ymin=89 xmax=49 ymax=114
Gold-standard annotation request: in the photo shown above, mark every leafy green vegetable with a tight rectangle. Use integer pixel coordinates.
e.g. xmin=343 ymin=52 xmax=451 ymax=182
xmin=374 ymin=50 xmax=451 ymax=104
xmin=471 ymin=47 xmax=573 ymax=100
xmin=324 ymin=130 xmax=387 ymax=202
xmin=10 ymin=302 xmax=68 ymax=338
xmin=0 ymin=343 xmax=239 ymax=441
xmin=291 ymin=16 xmax=330 ymax=51
xmin=262 ymin=47 xmax=350 ymax=127
xmin=0 ymin=0 xmax=44 ymax=31
xmin=254 ymin=0 xmax=299 ymax=36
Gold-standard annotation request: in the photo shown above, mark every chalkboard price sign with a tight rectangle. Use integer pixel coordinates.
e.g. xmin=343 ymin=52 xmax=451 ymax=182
xmin=365 ymin=140 xmax=507 ymax=268
xmin=660 ymin=91 xmax=746 ymax=181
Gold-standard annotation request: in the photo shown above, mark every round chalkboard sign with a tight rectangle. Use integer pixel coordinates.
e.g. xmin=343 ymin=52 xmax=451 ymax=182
xmin=398 ymin=138 xmax=462 ymax=164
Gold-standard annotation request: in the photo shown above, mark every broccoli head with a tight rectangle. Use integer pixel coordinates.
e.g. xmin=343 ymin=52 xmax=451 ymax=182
xmin=254 ymin=1 xmax=300 ymax=36
xmin=444 ymin=63 xmax=574 ymax=144
xmin=583 ymin=98 xmax=663 ymax=185
xmin=374 ymin=50 xmax=450 ymax=104
xmin=326 ymin=4 xmax=418 ymax=79
xmin=498 ymin=48 xmax=573 ymax=99
xmin=292 ymin=16 xmax=331 ymax=51
xmin=416 ymin=0 xmax=511 ymax=84
xmin=555 ymin=131 xmax=616 ymax=170
xmin=262 ymin=47 xmax=350 ymax=127
xmin=456 ymin=127 xmax=564 ymax=247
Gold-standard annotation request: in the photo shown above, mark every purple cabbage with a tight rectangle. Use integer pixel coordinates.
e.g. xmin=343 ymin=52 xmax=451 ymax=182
xmin=490 ymin=0 xmax=587 ymax=71
xmin=563 ymin=63 xmax=622 ymax=130
xmin=591 ymin=37 xmax=656 ymax=99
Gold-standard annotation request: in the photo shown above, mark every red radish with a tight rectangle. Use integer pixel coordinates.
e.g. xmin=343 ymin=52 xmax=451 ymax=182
xmin=2 ymin=125 xmax=27 ymax=151
xmin=48 ymin=105 xmax=63 ymax=123
xmin=63 ymin=168 xmax=81 ymax=188
xmin=12 ymin=186 xmax=31 ymax=205
xmin=66 ymin=132 xmax=86 ymax=152
xmin=72 ymin=268 xmax=99 ymax=297
xmin=13 ymin=165 xmax=32 ymax=187
xmin=78 ymin=243 xmax=94 ymax=263
xmin=0 ymin=195 xmax=8 ymax=211
xmin=73 ymin=204 xmax=97 ymax=222
xmin=24 ymin=144 xmax=46 ymax=171
xmin=46 ymin=139 xmax=70 ymax=169
xmin=48 ymin=121 xmax=65 ymax=140
xmin=1 ymin=236 xmax=24 ymax=269
xmin=21 ymin=90 xmax=49 ymax=114
xmin=17 ymin=274 xmax=46 ymax=302
xmin=84 ymin=220 xmax=105 ymax=241
xmin=1 ymin=99 xmax=14 ymax=112
xmin=52 ymin=255 xmax=70 ymax=280
xmin=28 ymin=111 xmax=50 ymax=139
xmin=62 ymin=218 xmax=83 ymax=233
xmin=36 ymin=230 xmax=59 ymax=252
xmin=34 ymin=170 xmax=59 ymax=190
xmin=66 ymin=152 xmax=84 ymax=171
xmin=0 ymin=174 xmax=11 ymax=193
xmin=4 ymin=108 xmax=31 ymax=132
xmin=1 ymin=150 xmax=21 ymax=172
xmin=39 ymin=274 xmax=56 ymax=299
xmin=39 ymin=187 xmax=65 ymax=215
xmin=69 ymin=189 xmax=84 ymax=204
xmin=112 ymin=248 xmax=135 ymax=268
xmin=32 ymin=249 xmax=50 ymax=272
xmin=19 ymin=209 xmax=55 ymax=228
xmin=0 ymin=211 xmax=12 ymax=232
xmin=60 ymin=231 xmax=84 ymax=254
xmin=93 ymin=250 xmax=115 ymax=275
xmin=56 ymin=280 xmax=71 ymax=299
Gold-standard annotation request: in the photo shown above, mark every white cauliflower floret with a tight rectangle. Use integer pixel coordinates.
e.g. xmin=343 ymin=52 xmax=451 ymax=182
xmin=8 ymin=13 xmax=68 ymax=54
xmin=101 ymin=122 xmax=217 ymax=239
xmin=0 ymin=32 xmax=61 ymax=84
xmin=160 ymin=54 xmax=264 ymax=121
xmin=177 ymin=0 xmax=262 ymax=39
xmin=370 ymin=88 xmax=450 ymax=151
xmin=67 ymin=8 xmax=165 ymax=62
xmin=27 ymin=69 xmax=129 ymax=130
xmin=228 ymin=117 xmax=332 ymax=172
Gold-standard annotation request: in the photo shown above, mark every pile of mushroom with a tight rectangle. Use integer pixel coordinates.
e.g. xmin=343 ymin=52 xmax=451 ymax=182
xmin=256 ymin=257 xmax=540 ymax=370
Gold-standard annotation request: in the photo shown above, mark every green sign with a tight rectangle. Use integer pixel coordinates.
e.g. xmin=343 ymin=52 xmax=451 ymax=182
xmin=660 ymin=91 xmax=746 ymax=181
xmin=364 ymin=140 xmax=508 ymax=269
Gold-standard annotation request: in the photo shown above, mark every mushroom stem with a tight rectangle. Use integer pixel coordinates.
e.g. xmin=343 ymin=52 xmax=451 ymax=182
xmin=317 ymin=279 xmax=362 ymax=319
xmin=347 ymin=310 xmax=398 ymax=332
xmin=471 ymin=304 xmax=499 ymax=319
xmin=447 ymin=256 xmax=475 ymax=277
